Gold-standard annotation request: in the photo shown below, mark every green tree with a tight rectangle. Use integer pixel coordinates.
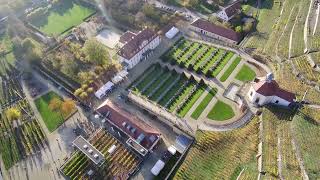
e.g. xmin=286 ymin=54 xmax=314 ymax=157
xmin=83 ymin=39 xmax=110 ymax=65
xmin=235 ymin=26 xmax=243 ymax=33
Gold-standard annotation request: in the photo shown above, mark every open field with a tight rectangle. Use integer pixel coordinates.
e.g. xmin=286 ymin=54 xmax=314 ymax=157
xmin=62 ymin=130 xmax=141 ymax=179
xmin=235 ymin=64 xmax=256 ymax=82
xmin=161 ymin=38 xmax=236 ymax=78
xmin=173 ymin=117 xmax=259 ymax=179
xmin=34 ymin=91 xmax=75 ymax=132
xmin=29 ymin=1 xmax=95 ymax=35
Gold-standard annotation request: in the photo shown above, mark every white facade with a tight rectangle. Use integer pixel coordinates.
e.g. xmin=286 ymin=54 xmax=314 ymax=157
xmin=217 ymin=10 xmax=230 ymax=21
xmin=247 ymin=86 xmax=291 ymax=107
xmin=118 ymin=36 xmax=161 ymax=69
xmin=190 ymin=25 xmax=238 ymax=44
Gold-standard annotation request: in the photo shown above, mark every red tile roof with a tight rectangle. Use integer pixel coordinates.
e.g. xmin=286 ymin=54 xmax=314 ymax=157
xmin=118 ymin=28 xmax=158 ymax=60
xmin=253 ymin=80 xmax=296 ymax=102
xmin=224 ymin=1 xmax=241 ymax=17
xmin=119 ymin=31 xmax=136 ymax=44
xmin=96 ymin=100 xmax=160 ymax=149
xmin=191 ymin=19 xmax=241 ymax=42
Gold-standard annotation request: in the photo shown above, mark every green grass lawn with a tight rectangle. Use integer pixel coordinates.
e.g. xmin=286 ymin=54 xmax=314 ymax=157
xmin=191 ymin=88 xmax=217 ymax=120
xmin=219 ymin=57 xmax=241 ymax=82
xmin=235 ymin=64 xmax=256 ymax=82
xmin=207 ymin=100 xmax=235 ymax=121
xmin=35 ymin=91 xmax=70 ymax=132
xmin=177 ymin=85 xmax=206 ymax=117
xmin=30 ymin=2 xmax=95 ymax=36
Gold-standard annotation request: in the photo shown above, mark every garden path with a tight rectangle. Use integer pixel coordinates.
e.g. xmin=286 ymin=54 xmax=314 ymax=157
xmin=219 ymin=60 xmax=246 ymax=88
xmin=196 ymin=97 xmax=217 ymax=123
xmin=184 ymin=87 xmax=210 ymax=120
xmin=215 ymin=53 xmax=238 ymax=80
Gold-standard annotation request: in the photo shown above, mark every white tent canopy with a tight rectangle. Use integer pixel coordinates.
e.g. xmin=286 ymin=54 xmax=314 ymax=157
xmin=151 ymin=160 xmax=165 ymax=176
xmin=94 ymin=81 xmax=114 ymax=99
xmin=165 ymin=26 xmax=179 ymax=39
xmin=118 ymin=70 xmax=128 ymax=78
xmin=168 ymin=145 xmax=177 ymax=155
xmin=112 ymin=75 xmax=123 ymax=84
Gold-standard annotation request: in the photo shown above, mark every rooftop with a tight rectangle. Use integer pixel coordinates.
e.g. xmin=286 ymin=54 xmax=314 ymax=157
xmin=96 ymin=100 xmax=161 ymax=149
xmin=253 ymin=80 xmax=296 ymax=102
xmin=72 ymin=136 xmax=105 ymax=166
xmin=191 ymin=19 xmax=241 ymax=43
xmin=118 ymin=29 xmax=158 ymax=60
xmin=224 ymin=1 xmax=241 ymax=17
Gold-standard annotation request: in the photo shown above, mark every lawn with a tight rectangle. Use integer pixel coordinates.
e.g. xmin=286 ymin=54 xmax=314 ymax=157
xmin=35 ymin=91 xmax=71 ymax=132
xmin=29 ymin=1 xmax=95 ymax=36
xmin=207 ymin=100 xmax=235 ymax=121
xmin=220 ymin=57 xmax=241 ymax=82
xmin=235 ymin=64 xmax=256 ymax=82
xmin=177 ymin=85 xmax=206 ymax=117
xmin=191 ymin=88 xmax=217 ymax=120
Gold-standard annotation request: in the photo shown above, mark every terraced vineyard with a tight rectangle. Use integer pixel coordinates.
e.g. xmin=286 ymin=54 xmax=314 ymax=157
xmin=62 ymin=130 xmax=141 ymax=179
xmin=0 ymin=65 xmax=47 ymax=169
xmin=292 ymin=113 xmax=320 ymax=179
xmin=292 ymin=56 xmax=320 ymax=83
xmin=173 ymin=117 xmax=259 ymax=179
xmin=161 ymin=38 xmax=236 ymax=78
xmin=262 ymin=107 xmax=301 ymax=179
xmin=130 ymin=64 xmax=207 ymax=118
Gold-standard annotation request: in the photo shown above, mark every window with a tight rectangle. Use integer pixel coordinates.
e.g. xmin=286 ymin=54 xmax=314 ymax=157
xmin=275 ymin=100 xmax=279 ymax=104
xmin=255 ymin=98 xmax=260 ymax=104
xmin=250 ymin=91 xmax=253 ymax=96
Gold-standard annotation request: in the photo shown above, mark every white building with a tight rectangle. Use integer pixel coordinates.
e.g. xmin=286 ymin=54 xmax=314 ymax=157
xmin=216 ymin=1 xmax=241 ymax=21
xmin=247 ymin=74 xmax=296 ymax=107
xmin=117 ymin=29 xmax=161 ymax=69
xmin=190 ymin=19 xmax=241 ymax=44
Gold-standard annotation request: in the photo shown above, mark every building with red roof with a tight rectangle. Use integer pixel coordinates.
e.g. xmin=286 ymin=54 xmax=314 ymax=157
xmin=117 ymin=28 xmax=161 ymax=69
xmin=190 ymin=19 xmax=241 ymax=44
xmin=96 ymin=100 xmax=161 ymax=151
xmin=216 ymin=1 xmax=241 ymax=21
xmin=247 ymin=73 xmax=296 ymax=107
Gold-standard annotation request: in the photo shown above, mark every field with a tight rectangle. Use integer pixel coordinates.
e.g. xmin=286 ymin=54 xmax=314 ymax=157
xmin=34 ymin=91 xmax=75 ymax=132
xmin=29 ymin=1 xmax=95 ymax=36
xmin=206 ymin=100 xmax=235 ymax=121
xmin=161 ymin=38 xmax=236 ymax=78
xmin=292 ymin=56 xmax=320 ymax=83
xmin=130 ymin=64 xmax=209 ymax=118
xmin=0 ymin=65 xmax=47 ymax=169
xmin=191 ymin=88 xmax=217 ymax=120
xmin=291 ymin=113 xmax=320 ymax=179
xmin=62 ymin=130 xmax=141 ymax=179
xmin=261 ymin=107 xmax=301 ymax=179
xmin=235 ymin=64 xmax=256 ymax=82
xmin=173 ymin=117 xmax=259 ymax=179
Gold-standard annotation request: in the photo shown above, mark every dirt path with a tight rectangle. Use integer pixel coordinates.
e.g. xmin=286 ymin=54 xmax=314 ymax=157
xmin=289 ymin=5 xmax=301 ymax=58
xmin=277 ymin=134 xmax=284 ymax=180
xmin=313 ymin=3 xmax=320 ymax=35
xmin=304 ymin=0 xmax=313 ymax=51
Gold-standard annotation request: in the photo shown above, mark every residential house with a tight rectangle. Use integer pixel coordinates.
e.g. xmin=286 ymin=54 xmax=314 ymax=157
xmin=216 ymin=1 xmax=241 ymax=21
xmin=118 ymin=29 xmax=161 ymax=69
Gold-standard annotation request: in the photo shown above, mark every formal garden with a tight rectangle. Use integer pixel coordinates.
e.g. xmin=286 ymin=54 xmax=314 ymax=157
xmin=26 ymin=0 xmax=95 ymax=36
xmin=34 ymin=91 xmax=76 ymax=132
xmin=161 ymin=39 xmax=239 ymax=79
xmin=130 ymin=64 xmax=236 ymax=121
xmin=62 ymin=130 xmax=141 ymax=179
xmin=0 ymin=65 xmax=47 ymax=170
xmin=173 ymin=117 xmax=259 ymax=179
